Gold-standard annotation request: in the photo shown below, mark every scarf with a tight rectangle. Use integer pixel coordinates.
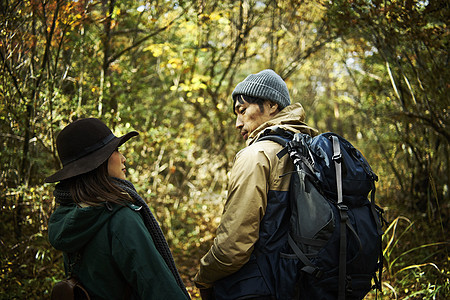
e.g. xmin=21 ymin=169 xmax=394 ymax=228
xmin=53 ymin=178 xmax=190 ymax=298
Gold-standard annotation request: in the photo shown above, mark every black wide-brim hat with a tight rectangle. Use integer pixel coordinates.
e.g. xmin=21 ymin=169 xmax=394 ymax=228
xmin=45 ymin=118 xmax=138 ymax=183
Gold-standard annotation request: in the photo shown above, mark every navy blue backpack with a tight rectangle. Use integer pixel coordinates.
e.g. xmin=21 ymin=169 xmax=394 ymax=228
xmin=259 ymin=129 xmax=384 ymax=300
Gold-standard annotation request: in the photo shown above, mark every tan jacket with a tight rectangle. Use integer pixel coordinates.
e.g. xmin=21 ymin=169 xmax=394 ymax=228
xmin=194 ymin=103 xmax=318 ymax=288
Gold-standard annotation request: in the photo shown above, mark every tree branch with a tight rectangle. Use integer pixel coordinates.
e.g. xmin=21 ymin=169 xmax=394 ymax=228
xmin=107 ymin=9 xmax=187 ymax=65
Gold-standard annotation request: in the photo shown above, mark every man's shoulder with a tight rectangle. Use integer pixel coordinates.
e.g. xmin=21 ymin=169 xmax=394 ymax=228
xmin=236 ymin=138 xmax=284 ymax=162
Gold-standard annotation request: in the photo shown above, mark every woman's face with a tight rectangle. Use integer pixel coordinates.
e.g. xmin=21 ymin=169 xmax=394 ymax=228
xmin=108 ymin=150 xmax=127 ymax=179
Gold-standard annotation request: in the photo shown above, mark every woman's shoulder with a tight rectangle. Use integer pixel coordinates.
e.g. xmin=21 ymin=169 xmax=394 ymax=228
xmin=109 ymin=201 xmax=142 ymax=218
xmin=107 ymin=202 xmax=147 ymax=230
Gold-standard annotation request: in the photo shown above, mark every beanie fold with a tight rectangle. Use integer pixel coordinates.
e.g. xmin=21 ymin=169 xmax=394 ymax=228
xmin=231 ymin=69 xmax=290 ymax=109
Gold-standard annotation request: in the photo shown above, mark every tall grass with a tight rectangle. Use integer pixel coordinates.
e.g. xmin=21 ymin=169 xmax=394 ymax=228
xmin=380 ymin=216 xmax=449 ymax=299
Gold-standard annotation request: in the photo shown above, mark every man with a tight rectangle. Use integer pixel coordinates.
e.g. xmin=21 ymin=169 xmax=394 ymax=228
xmin=194 ymin=69 xmax=318 ymax=299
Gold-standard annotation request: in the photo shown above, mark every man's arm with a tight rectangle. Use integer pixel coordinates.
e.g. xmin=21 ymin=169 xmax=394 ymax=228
xmin=194 ymin=146 xmax=271 ymax=288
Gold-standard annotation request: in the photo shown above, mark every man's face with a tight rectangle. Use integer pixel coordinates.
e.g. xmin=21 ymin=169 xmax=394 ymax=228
xmin=234 ymin=98 xmax=278 ymax=140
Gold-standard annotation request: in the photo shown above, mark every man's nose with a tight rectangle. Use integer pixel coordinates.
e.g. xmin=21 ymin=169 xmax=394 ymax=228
xmin=235 ymin=116 xmax=243 ymax=129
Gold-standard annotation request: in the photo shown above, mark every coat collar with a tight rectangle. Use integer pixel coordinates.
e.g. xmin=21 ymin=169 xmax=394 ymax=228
xmin=246 ymin=103 xmax=318 ymax=146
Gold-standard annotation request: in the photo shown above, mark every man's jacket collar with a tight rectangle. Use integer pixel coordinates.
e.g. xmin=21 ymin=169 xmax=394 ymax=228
xmin=246 ymin=103 xmax=318 ymax=146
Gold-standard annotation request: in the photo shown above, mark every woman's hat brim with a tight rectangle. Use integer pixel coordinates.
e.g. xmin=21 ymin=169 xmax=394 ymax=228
xmin=45 ymin=131 xmax=138 ymax=183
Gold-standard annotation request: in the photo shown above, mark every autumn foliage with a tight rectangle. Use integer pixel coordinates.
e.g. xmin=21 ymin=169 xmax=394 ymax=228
xmin=1 ymin=0 xmax=448 ymax=298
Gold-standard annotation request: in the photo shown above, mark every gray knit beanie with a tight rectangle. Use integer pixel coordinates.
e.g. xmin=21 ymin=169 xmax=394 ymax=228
xmin=232 ymin=69 xmax=291 ymax=109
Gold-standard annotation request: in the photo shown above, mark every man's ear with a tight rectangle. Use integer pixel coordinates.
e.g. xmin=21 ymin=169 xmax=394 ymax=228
xmin=268 ymin=102 xmax=279 ymax=115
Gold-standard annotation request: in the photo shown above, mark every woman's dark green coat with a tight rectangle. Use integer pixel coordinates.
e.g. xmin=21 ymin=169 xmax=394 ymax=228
xmin=48 ymin=202 xmax=188 ymax=299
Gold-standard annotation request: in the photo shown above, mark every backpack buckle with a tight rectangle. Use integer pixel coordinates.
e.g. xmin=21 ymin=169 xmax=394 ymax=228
xmin=337 ymin=203 xmax=348 ymax=211
xmin=312 ymin=269 xmax=324 ymax=279
xmin=346 ymin=275 xmax=353 ymax=295
xmin=332 ymin=153 xmax=342 ymax=163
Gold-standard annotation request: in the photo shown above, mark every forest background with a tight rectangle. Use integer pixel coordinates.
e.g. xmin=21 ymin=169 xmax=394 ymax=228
xmin=1 ymin=0 xmax=448 ymax=299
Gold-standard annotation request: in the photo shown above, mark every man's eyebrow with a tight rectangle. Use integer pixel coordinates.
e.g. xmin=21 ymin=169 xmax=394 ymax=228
xmin=234 ymin=95 xmax=247 ymax=114
xmin=234 ymin=103 xmax=242 ymax=114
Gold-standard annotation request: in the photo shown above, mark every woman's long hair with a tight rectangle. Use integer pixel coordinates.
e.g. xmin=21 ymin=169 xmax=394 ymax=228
xmin=62 ymin=159 xmax=132 ymax=206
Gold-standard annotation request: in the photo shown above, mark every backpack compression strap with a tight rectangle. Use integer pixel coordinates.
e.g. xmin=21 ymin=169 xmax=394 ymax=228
xmin=332 ymin=135 xmax=348 ymax=300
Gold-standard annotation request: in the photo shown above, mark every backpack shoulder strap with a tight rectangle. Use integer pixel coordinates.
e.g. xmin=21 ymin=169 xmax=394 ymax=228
xmin=257 ymin=135 xmax=290 ymax=159
xmin=257 ymin=127 xmax=294 ymax=158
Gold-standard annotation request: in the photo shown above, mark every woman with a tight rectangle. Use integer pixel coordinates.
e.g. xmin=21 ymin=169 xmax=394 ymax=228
xmin=46 ymin=118 xmax=190 ymax=299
